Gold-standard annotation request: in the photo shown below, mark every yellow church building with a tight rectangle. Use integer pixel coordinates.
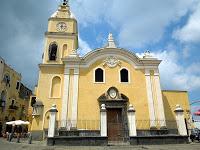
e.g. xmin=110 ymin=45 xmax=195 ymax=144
xmin=31 ymin=1 xmax=191 ymax=145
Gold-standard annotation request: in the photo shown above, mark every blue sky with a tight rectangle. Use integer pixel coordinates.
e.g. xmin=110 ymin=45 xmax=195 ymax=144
xmin=0 ymin=0 xmax=200 ymax=115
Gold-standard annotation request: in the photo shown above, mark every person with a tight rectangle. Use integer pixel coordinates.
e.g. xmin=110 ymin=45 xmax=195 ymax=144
xmin=0 ymin=122 xmax=2 ymax=137
xmin=9 ymin=124 xmax=15 ymax=142
xmin=16 ymin=125 xmax=22 ymax=143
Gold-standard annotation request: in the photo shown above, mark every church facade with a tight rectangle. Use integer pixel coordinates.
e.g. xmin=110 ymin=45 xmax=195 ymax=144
xmin=31 ymin=2 xmax=191 ymax=144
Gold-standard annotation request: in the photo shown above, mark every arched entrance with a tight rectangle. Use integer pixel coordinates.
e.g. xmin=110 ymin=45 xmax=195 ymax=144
xmin=98 ymin=87 xmax=129 ymax=142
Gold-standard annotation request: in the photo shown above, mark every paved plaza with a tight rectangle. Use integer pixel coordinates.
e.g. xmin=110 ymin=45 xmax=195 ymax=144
xmin=0 ymin=138 xmax=200 ymax=150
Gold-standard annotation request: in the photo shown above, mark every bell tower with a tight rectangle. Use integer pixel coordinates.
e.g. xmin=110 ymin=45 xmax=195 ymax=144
xmin=42 ymin=0 xmax=78 ymax=64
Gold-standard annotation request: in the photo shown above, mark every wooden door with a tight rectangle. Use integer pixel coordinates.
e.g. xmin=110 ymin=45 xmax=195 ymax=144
xmin=107 ymin=108 xmax=124 ymax=141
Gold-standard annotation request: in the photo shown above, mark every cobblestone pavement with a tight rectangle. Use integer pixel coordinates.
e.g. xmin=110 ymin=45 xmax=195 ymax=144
xmin=0 ymin=138 xmax=200 ymax=150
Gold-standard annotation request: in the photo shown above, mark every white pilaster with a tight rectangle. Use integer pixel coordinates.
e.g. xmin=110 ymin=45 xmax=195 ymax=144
xmin=174 ymin=104 xmax=187 ymax=136
xmin=154 ymin=69 xmax=166 ymax=127
xmin=145 ymin=69 xmax=156 ymax=127
xmin=48 ymin=104 xmax=58 ymax=137
xmin=100 ymin=104 xmax=107 ymax=137
xmin=61 ymin=67 xmax=70 ymax=128
xmin=127 ymin=104 xmax=137 ymax=136
xmin=71 ymin=68 xmax=79 ymax=128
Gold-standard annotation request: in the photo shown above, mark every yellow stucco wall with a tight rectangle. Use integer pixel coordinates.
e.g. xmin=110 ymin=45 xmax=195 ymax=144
xmin=78 ymin=59 xmax=150 ymax=129
xmin=31 ymin=66 xmax=64 ymax=130
xmin=48 ymin=19 xmax=77 ymax=34
xmin=0 ymin=63 xmax=30 ymax=124
xmin=162 ymin=90 xmax=190 ymax=121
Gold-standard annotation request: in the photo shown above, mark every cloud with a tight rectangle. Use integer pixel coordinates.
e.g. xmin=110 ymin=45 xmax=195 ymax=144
xmin=173 ymin=2 xmax=200 ymax=43
xmin=78 ymin=36 xmax=92 ymax=56
xmin=155 ymin=50 xmax=200 ymax=91
xmin=137 ymin=49 xmax=200 ymax=92
xmin=71 ymin=0 xmax=197 ymax=47
xmin=0 ymin=0 xmax=58 ymax=89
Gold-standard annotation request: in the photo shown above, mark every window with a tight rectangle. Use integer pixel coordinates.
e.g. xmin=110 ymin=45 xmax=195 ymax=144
xmin=3 ymin=74 xmax=10 ymax=86
xmin=120 ymin=68 xmax=129 ymax=83
xmin=95 ymin=68 xmax=104 ymax=83
xmin=0 ymin=90 xmax=6 ymax=108
xmin=48 ymin=43 xmax=58 ymax=61
xmin=16 ymin=81 xmax=20 ymax=90
xmin=62 ymin=44 xmax=68 ymax=57
xmin=51 ymin=76 xmax=61 ymax=98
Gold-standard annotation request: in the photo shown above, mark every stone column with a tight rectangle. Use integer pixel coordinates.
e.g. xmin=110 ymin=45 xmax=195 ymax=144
xmin=48 ymin=104 xmax=58 ymax=137
xmin=61 ymin=67 xmax=70 ymax=128
xmin=145 ymin=69 xmax=156 ymax=128
xmin=154 ymin=69 xmax=166 ymax=128
xmin=127 ymin=104 xmax=137 ymax=136
xmin=100 ymin=104 xmax=107 ymax=137
xmin=71 ymin=68 xmax=79 ymax=128
xmin=174 ymin=104 xmax=187 ymax=136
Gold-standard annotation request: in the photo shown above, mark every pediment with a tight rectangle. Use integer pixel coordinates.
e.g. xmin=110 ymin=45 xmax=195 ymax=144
xmin=62 ymin=47 xmax=161 ymax=69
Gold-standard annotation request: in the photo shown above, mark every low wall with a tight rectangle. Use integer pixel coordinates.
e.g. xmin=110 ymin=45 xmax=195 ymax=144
xmin=47 ymin=136 xmax=108 ymax=146
xmin=130 ymin=135 xmax=189 ymax=145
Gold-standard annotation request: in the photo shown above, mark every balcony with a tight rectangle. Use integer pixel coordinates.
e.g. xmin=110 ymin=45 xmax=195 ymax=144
xmin=9 ymin=105 xmax=18 ymax=110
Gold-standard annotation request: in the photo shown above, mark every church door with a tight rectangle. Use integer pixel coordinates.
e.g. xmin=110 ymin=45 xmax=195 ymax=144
xmin=107 ymin=108 xmax=124 ymax=141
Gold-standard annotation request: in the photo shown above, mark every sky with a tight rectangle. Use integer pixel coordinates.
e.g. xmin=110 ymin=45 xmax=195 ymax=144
xmin=0 ymin=0 xmax=200 ymax=116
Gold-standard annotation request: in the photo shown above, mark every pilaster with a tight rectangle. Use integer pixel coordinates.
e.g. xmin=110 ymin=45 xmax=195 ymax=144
xmin=174 ymin=104 xmax=187 ymax=136
xmin=61 ymin=67 xmax=70 ymax=128
xmin=48 ymin=104 xmax=58 ymax=137
xmin=127 ymin=104 xmax=137 ymax=136
xmin=154 ymin=69 xmax=166 ymax=127
xmin=100 ymin=104 xmax=107 ymax=137
xmin=145 ymin=69 xmax=156 ymax=127
xmin=71 ymin=68 xmax=79 ymax=128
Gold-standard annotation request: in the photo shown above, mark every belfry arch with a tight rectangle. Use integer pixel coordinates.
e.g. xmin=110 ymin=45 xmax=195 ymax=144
xmin=98 ymin=87 xmax=129 ymax=142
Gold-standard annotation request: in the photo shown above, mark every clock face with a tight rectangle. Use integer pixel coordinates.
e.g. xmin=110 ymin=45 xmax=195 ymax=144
xmin=109 ymin=88 xmax=117 ymax=99
xmin=56 ymin=22 xmax=67 ymax=32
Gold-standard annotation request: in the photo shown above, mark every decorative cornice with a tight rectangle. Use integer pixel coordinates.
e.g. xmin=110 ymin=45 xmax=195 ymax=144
xmin=39 ymin=64 xmax=64 ymax=68
xmin=48 ymin=17 xmax=77 ymax=22
xmin=45 ymin=32 xmax=78 ymax=38
xmin=41 ymin=47 xmax=162 ymax=70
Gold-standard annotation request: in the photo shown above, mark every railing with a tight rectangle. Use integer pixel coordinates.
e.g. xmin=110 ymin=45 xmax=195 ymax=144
xmin=57 ymin=120 xmax=178 ymax=131
xmin=9 ymin=105 xmax=18 ymax=110
xmin=57 ymin=120 xmax=100 ymax=130
xmin=136 ymin=120 xmax=178 ymax=130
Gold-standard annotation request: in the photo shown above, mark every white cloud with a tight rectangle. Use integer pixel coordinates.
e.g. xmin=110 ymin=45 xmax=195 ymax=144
xmin=71 ymin=0 xmax=197 ymax=47
xmin=137 ymin=50 xmax=200 ymax=92
xmin=173 ymin=2 xmax=200 ymax=43
xmin=78 ymin=36 xmax=92 ymax=56
xmin=155 ymin=50 xmax=200 ymax=91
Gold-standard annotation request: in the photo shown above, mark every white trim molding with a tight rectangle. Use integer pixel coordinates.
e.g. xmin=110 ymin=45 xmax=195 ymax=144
xmin=71 ymin=68 xmax=79 ymax=128
xmin=153 ymin=69 xmax=166 ymax=127
xmin=61 ymin=67 xmax=70 ymax=128
xmin=62 ymin=48 xmax=161 ymax=70
xmin=145 ymin=69 xmax=156 ymax=127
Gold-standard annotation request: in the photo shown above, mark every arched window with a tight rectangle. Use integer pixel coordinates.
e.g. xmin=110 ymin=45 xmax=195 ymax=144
xmin=120 ymin=68 xmax=129 ymax=83
xmin=3 ymin=74 xmax=10 ymax=86
xmin=95 ymin=68 xmax=104 ymax=83
xmin=51 ymin=76 xmax=61 ymax=98
xmin=0 ymin=90 xmax=6 ymax=108
xmin=49 ymin=43 xmax=58 ymax=61
xmin=62 ymin=44 xmax=68 ymax=57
